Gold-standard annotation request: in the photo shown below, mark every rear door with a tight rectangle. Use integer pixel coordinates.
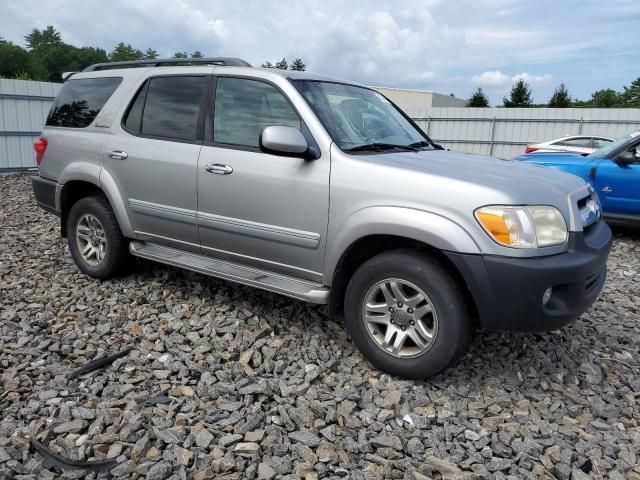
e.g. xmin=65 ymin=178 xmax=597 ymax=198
xmin=104 ymin=74 xmax=207 ymax=251
xmin=594 ymin=141 xmax=640 ymax=216
xmin=196 ymin=76 xmax=330 ymax=280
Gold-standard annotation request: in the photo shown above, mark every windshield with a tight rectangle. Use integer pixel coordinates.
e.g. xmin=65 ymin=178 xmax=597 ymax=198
xmin=293 ymin=80 xmax=432 ymax=153
xmin=589 ymin=130 xmax=640 ymax=158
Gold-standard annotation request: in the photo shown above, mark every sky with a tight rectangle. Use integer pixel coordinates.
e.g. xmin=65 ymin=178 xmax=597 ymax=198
xmin=2 ymin=0 xmax=639 ymax=104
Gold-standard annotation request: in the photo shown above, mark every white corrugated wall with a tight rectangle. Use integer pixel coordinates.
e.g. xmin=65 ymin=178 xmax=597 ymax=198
xmin=0 ymin=79 xmax=62 ymax=170
xmin=412 ymin=107 xmax=640 ymax=159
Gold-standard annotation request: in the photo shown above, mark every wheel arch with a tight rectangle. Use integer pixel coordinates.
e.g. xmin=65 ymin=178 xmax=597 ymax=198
xmin=327 ymin=234 xmax=479 ymax=324
xmin=58 ymin=169 xmax=134 ymax=238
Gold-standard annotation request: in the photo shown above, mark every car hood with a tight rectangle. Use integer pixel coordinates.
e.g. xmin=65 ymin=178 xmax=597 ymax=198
xmin=514 ymin=152 xmax=595 ymax=166
xmin=362 ymin=148 xmax=587 ymax=199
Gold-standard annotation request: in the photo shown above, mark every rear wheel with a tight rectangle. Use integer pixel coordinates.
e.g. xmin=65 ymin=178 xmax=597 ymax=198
xmin=67 ymin=196 xmax=130 ymax=279
xmin=344 ymin=250 xmax=471 ymax=379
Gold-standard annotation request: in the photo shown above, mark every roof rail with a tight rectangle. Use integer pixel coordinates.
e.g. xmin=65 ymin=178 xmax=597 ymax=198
xmin=83 ymin=57 xmax=252 ymax=72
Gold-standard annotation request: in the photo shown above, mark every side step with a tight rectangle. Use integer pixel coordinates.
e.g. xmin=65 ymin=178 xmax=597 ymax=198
xmin=129 ymin=241 xmax=330 ymax=304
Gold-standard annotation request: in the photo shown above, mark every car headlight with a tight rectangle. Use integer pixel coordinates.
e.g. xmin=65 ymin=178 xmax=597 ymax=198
xmin=475 ymin=205 xmax=567 ymax=248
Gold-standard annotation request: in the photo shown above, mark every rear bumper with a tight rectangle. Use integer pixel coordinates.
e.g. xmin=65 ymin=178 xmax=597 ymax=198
xmin=446 ymin=221 xmax=612 ymax=332
xmin=31 ymin=175 xmax=59 ymax=216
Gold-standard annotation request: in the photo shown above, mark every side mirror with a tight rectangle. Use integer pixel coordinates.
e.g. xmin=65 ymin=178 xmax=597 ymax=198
xmin=615 ymin=151 xmax=635 ymax=166
xmin=260 ymin=126 xmax=311 ymax=158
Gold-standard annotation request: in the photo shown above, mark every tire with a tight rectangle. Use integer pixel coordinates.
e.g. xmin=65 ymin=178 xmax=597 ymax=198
xmin=67 ymin=195 xmax=130 ymax=279
xmin=344 ymin=249 xmax=471 ymax=379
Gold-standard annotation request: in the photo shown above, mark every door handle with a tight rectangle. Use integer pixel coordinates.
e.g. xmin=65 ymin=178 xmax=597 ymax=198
xmin=108 ymin=150 xmax=128 ymax=160
xmin=205 ymin=163 xmax=233 ymax=175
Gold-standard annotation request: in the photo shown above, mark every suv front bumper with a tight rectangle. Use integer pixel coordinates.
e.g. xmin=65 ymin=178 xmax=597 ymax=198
xmin=445 ymin=220 xmax=612 ymax=332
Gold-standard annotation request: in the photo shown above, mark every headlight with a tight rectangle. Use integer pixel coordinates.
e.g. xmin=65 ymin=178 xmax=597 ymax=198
xmin=475 ymin=205 xmax=567 ymax=248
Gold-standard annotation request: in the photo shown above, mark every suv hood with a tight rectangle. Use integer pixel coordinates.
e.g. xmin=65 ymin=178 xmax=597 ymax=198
xmin=363 ymin=149 xmax=587 ymax=199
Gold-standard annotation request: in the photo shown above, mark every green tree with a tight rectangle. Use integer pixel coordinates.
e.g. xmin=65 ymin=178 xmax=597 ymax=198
xmin=290 ymin=58 xmax=306 ymax=71
xmin=261 ymin=61 xmax=274 ymax=68
xmin=110 ymin=43 xmax=144 ymax=62
xmin=548 ymin=83 xmax=571 ymax=107
xmin=0 ymin=41 xmax=41 ymax=78
xmin=24 ymin=26 xmax=62 ymax=52
xmin=144 ymin=48 xmax=158 ymax=59
xmin=503 ymin=79 xmax=533 ymax=107
xmin=191 ymin=50 xmax=203 ymax=58
xmin=274 ymin=58 xmax=288 ymax=70
xmin=466 ymin=88 xmax=489 ymax=107
xmin=591 ymin=89 xmax=619 ymax=107
xmin=173 ymin=51 xmax=188 ymax=58
xmin=620 ymin=78 xmax=640 ymax=107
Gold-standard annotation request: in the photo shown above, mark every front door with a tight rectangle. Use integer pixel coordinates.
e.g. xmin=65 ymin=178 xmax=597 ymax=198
xmin=594 ymin=142 xmax=640 ymax=217
xmin=104 ymin=75 xmax=207 ymax=251
xmin=197 ymin=76 xmax=330 ymax=281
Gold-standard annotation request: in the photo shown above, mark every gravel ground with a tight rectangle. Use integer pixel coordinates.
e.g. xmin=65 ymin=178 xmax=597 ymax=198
xmin=1 ymin=172 xmax=639 ymax=480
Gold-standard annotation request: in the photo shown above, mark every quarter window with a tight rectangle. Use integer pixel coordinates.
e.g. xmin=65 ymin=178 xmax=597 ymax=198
xmin=213 ymin=77 xmax=300 ymax=147
xmin=558 ymin=138 xmax=592 ymax=148
xmin=139 ymin=76 xmax=206 ymax=141
xmin=46 ymin=77 xmax=122 ymax=128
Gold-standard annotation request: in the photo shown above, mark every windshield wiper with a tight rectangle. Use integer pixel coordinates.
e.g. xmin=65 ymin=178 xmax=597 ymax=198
xmin=346 ymin=143 xmax=419 ymax=153
xmin=407 ymin=140 xmax=433 ymax=150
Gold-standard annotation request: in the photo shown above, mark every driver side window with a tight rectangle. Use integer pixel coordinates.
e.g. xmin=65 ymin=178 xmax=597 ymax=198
xmin=213 ymin=77 xmax=300 ymax=148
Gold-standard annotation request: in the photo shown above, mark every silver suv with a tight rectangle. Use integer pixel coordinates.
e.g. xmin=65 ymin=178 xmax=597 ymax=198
xmin=32 ymin=57 xmax=612 ymax=379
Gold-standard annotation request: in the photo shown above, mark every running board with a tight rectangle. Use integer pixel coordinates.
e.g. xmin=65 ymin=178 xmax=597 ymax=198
xmin=129 ymin=241 xmax=330 ymax=304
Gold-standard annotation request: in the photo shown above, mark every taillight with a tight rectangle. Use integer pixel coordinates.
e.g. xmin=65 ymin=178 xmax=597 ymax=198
xmin=34 ymin=138 xmax=48 ymax=165
xmin=524 ymin=146 xmax=539 ymax=154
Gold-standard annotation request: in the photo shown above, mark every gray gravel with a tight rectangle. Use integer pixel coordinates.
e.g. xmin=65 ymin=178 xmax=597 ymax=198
xmin=1 ymin=173 xmax=639 ymax=479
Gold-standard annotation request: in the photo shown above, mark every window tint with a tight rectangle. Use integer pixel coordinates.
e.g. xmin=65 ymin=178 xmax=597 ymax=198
xmin=593 ymin=138 xmax=612 ymax=149
xmin=141 ymin=76 xmax=206 ymax=141
xmin=46 ymin=77 xmax=121 ymax=128
xmin=123 ymin=83 xmax=147 ymax=133
xmin=213 ymin=78 xmax=300 ymax=147
xmin=559 ymin=138 xmax=592 ymax=148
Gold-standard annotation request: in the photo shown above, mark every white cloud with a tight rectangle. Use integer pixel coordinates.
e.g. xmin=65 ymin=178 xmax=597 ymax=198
xmin=471 ymin=70 xmax=552 ymax=87
xmin=471 ymin=70 xmax=510 ymax=86
xmin=0 ymin=0 xmax=637 ymax=102
xmin=511 ymin=72 xmax=552 ymax=83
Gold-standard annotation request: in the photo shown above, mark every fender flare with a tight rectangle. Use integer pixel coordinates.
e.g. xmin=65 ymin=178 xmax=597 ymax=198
xmin=323 ymin=206 xmax=481 ymax=283
xmin=56 ymin=164 xmax=136 ymax=238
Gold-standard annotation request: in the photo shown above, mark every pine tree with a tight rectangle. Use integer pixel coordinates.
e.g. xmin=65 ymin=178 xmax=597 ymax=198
xmin=274 ymin=58 xmax=288 ymax=70
xmin=109 ymin=43 xmax=144 ymax=62
xmin=261 ymin=61 xmax=274 ymax=68
xmin=548 ymin=84 xmax=571 ymax=107
xmin=466 ymin=88 xmax=489 ymax=107
xmin=191 ymin=51 xmax=203 ymax=58
xmin=144 ymin=48 xmax=158 ymax=59
xmin=621 ymin=78 xmax=640 ymax=107
xmin=503 ymin=80 xmax=533 ymax=107
xmin=290 ymin=58 xmax=306 ymax=71
xmin=173 ymin=52 xmax=188 ymax=58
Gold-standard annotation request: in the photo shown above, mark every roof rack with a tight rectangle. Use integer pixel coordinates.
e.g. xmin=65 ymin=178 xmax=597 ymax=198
xmin=83 ymin=57 xmax=252 ymax=72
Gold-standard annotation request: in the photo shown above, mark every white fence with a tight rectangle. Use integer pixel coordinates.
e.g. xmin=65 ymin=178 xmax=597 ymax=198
xmin=2 ymin=78 xmax=640 ymax=169
xmin=409 ymin=107 xmax=640 ymax=159
xmin=0 ymin=79 xmax=61 ymax=171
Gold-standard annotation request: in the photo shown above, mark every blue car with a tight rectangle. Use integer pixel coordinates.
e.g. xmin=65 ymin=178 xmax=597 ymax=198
xmin=516 ymin=131 xmax=640 ymax=225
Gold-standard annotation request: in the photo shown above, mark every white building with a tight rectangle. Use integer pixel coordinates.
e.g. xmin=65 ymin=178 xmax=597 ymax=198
xmin=371 ymin=86 xmax=467 ymax=114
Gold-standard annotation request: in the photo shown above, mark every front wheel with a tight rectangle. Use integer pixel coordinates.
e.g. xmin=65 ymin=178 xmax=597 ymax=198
xmin=67 ymin=195 xmax=130 ymax=279
xmin=344 ymin=250 xmax=471 ymax=379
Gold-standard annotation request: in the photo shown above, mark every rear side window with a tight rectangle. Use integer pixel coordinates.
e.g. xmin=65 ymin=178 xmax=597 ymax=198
xmin=46 ymin=77 xmax=122 ymax=128
xmin=124 ymin=76 xmax=206 ymax=141
xmin=213 ymin=77 xmax=300 ymax=147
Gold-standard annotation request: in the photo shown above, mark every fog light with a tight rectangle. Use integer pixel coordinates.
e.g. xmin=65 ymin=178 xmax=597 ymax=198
xmin=542 ymin=287 xmax=553 ymax=306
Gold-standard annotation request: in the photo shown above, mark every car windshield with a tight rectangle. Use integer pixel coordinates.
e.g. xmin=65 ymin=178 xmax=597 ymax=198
xmin=292 ymin=80 xmax=432 ymax=153
xmin=589 ymin=130 xmax=640 ymax=158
